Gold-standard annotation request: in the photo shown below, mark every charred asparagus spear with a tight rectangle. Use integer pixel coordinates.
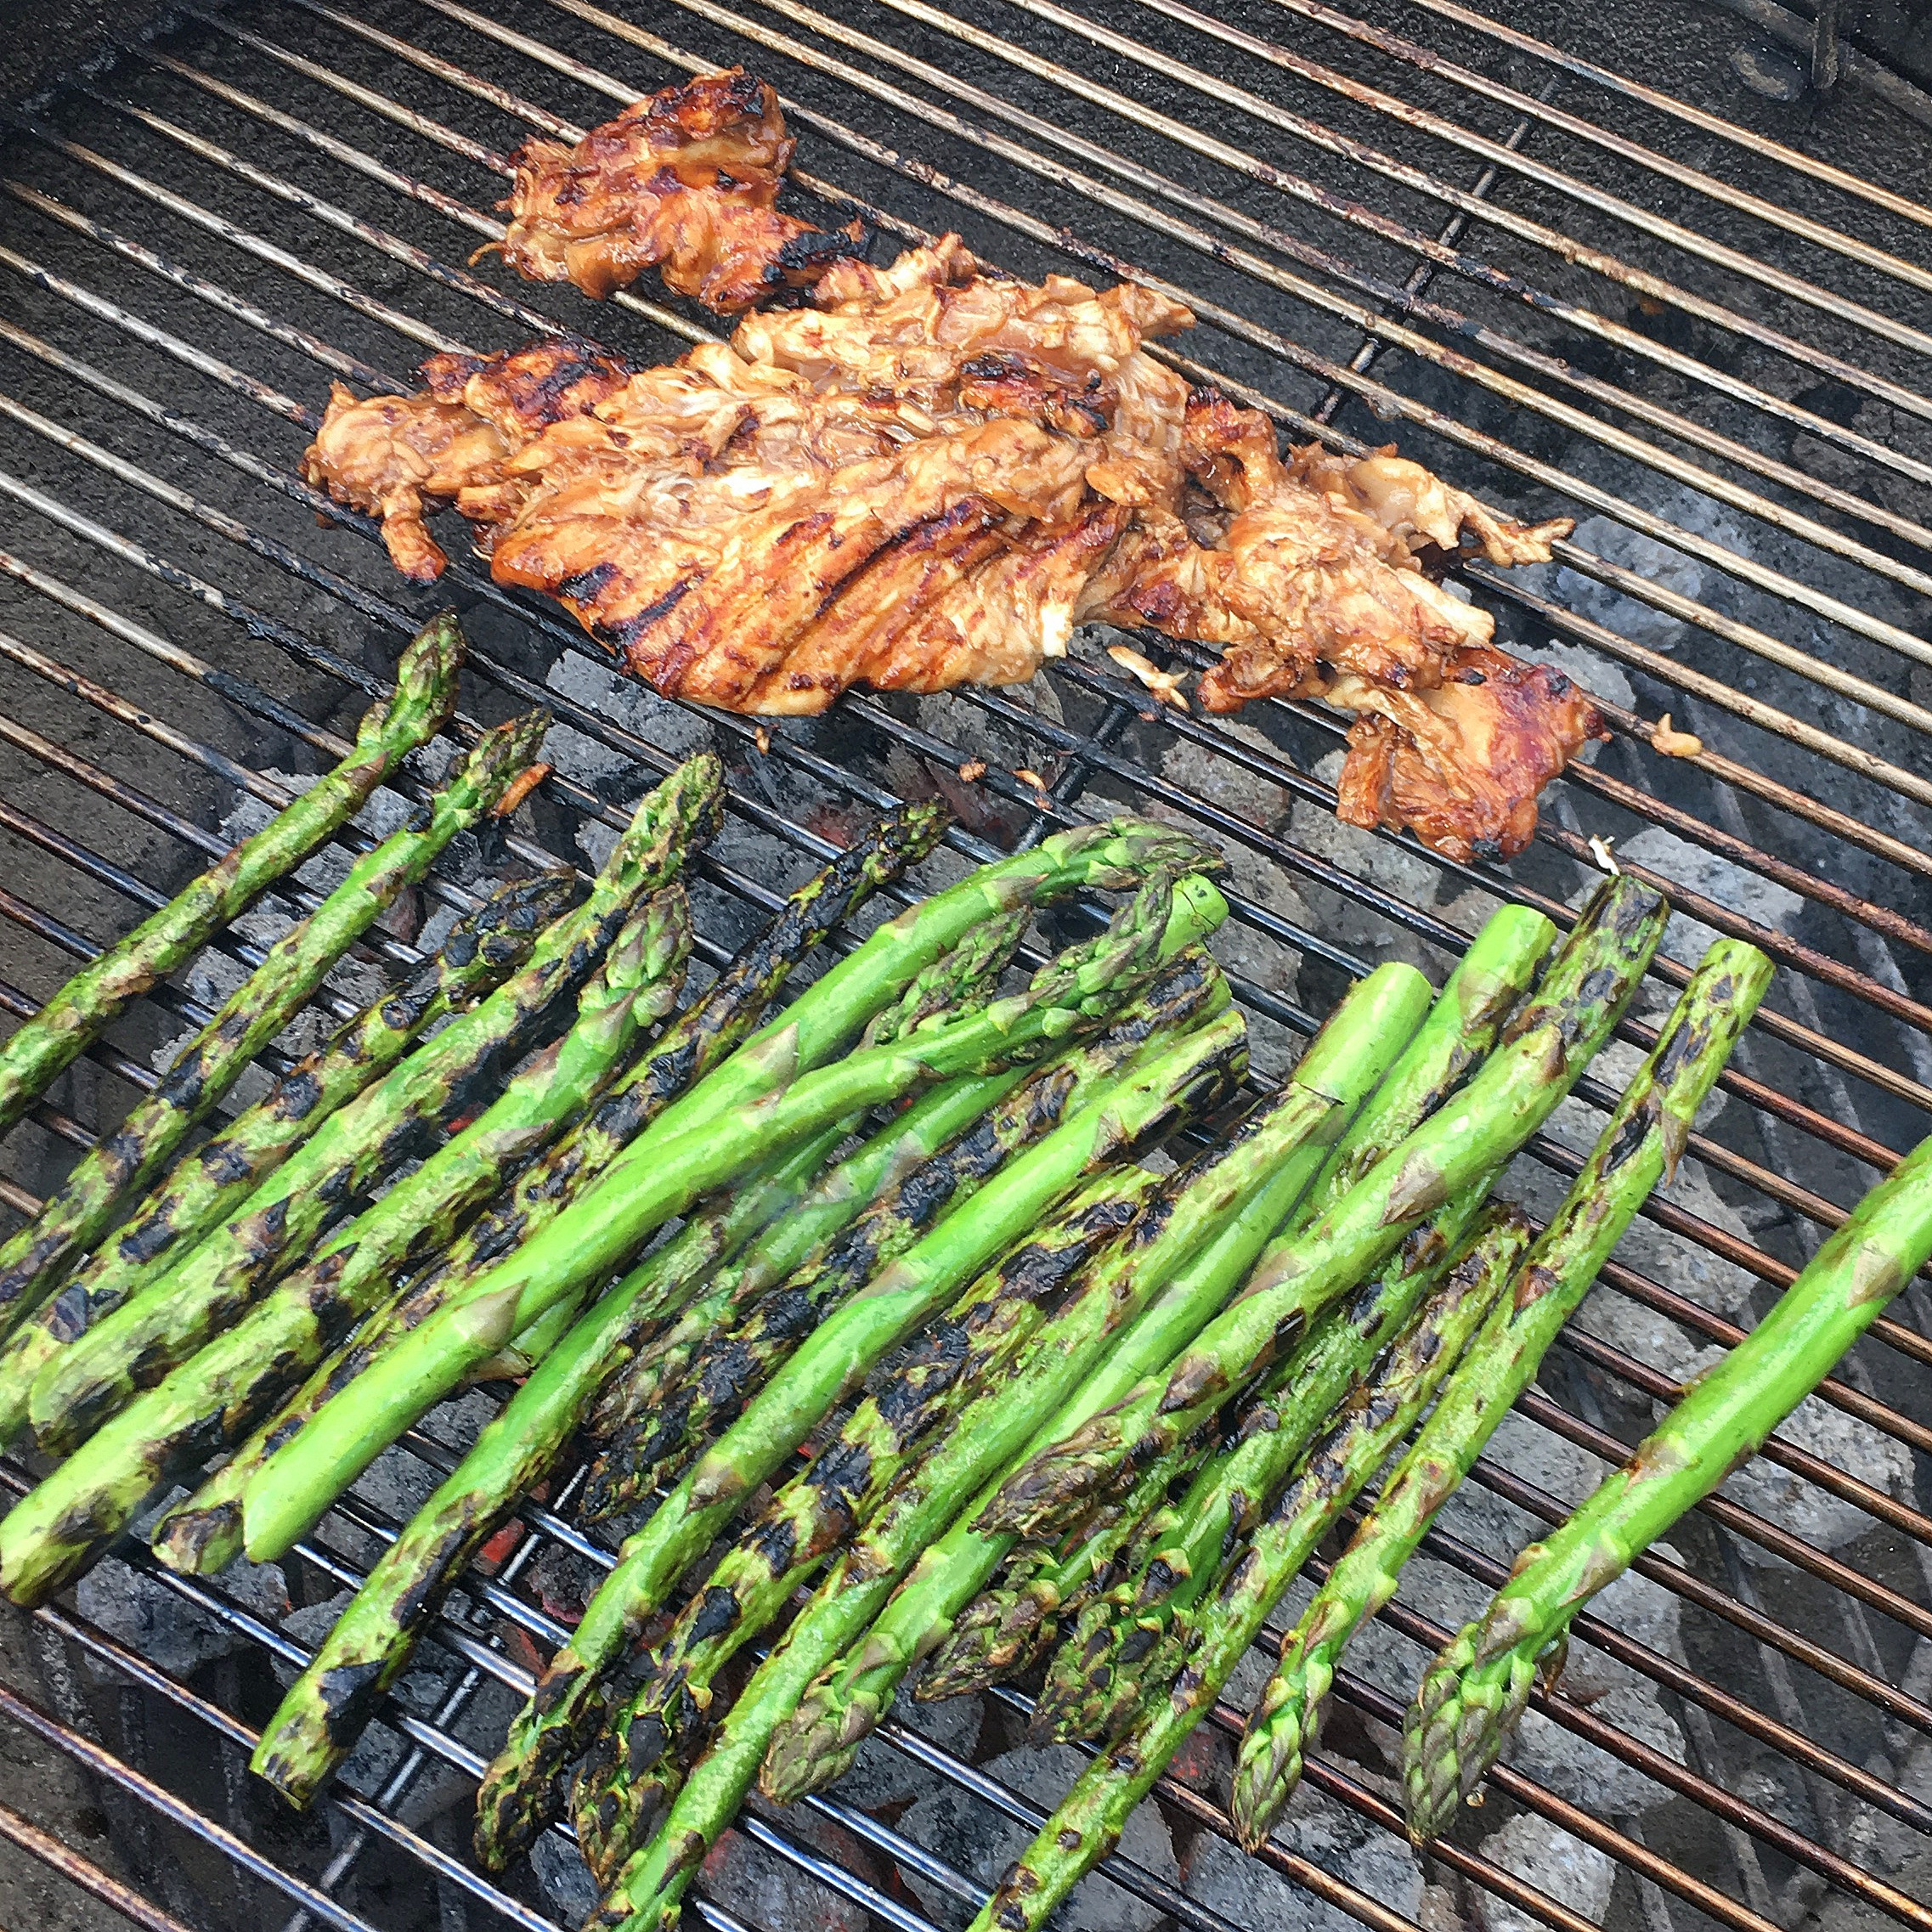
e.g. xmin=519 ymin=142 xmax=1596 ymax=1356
xmin=163 ymin=901 xmax=1028 ymax=1578
xmin=980 ymin=878 xmax=1665 ymax=1541
xmin=246 ymin=1119 xmax=873 ymax=1804
xmin=472 ymin=987 xmax=1236 ymax=1873
xmin=0 ymin=706 xmax=550 ymax=1343
xmin=0 ymin=874 xmax=571 ymax=1449
xmin=918 ymin=1449 xmax=1193 ymax=1703
xmin=957 ymin=1212 xmax=1527 ymax=1932
xmin=240 ymin=870 xmax=1228 ymax=1568
xmin=0 ymin=615 xmax=464 ymax=1142
xmin=852 ymin=904 xmax=1558 ymax=1721
xmin=572 ymin=1167 xmax=1168 ymax=1884
xmin=25 ymin=759 xmax=720 ymax=1458
xmin=623 ymin=963 xmax=1424 ymax=1838
xmin=1032 ymin=1186 xmax=1498 ymax=1745
xmin=1234 ymin=938 xmax=1768 ymax=1844
xmin=1404 ymin=1103 xmax=1932 ymax=1844
xmin=753 ymin=960 xmax=1448 ymax=1805
xmin=0 ymin=766 xmax=722 ymax=1606
xmin=580 ymin=952 xmax=1227 ymax=1518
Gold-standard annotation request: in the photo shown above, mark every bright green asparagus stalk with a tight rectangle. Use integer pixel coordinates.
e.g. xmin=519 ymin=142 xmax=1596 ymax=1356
xmin=1234 ymin=938 xmax=1769 ymax=1845
xmin=0 ymin=884 xmax=684 ymax=1603
xmin=162 ymin=904 xmax=1029 ymax=1579
xmin=25 ymin=759 xmax=720 ymax=1459
xmin=580 ymin=953 xmax=1228 ymax=1527
xmin=1033 ymin=1186 xmax=1498 ymax=1746
xmin=1403 ymin=1090 xmax=1932 ymax=1845
xmin=0 ymin=615 xmax=465 ymax=1143
xmin=870 ymin=904 xmax=1560 ymax=1717
xmin=0 ymin=767 xmax=723 ymax=1607
xmin=0 ymin=873 xmax=572 ymax=1450
xmin=573 ymin=1167 xmax=1167 ymax=1884
xmin=246 ymin=1119 xmax=872 ymax=1805
xmin=757 ymin=958 xmax=1448 ymax=1801
xmin=958 ymin=1212 xmax=1527 ymax=1932
xmin=240 ymin=870 xmax=1228 ymax=1568
xmin=472 ymin=993 xmax=1237 ymax=1873
xmin=0 ymin=706 xmax=550 ymax=1344
xmin=587 ymin=1097 xmax=1514 ymax=1932
xmin=982 ymin=878 xmax=1664 ymax=1539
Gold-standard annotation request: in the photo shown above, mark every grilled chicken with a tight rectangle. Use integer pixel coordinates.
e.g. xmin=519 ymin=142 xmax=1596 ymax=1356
xmin=486 ymin=69 xmax=859 ymax=309
xmin=305 ymin=73 xmax=1596 ymax=862
xmin=302 ymin=341 xmax=632 ymax=580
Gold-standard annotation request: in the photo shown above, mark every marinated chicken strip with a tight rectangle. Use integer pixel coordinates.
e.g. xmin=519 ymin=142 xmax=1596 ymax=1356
xmin=302 ymin=341 xmax=631 ymax=580
xmin=489 ymin=69 xmax=858 ymax=309
xmin=1287 ymin=443 xmax=1573 ymax=567
xmin=1328 ymin=647 xmax=1607 ymax=861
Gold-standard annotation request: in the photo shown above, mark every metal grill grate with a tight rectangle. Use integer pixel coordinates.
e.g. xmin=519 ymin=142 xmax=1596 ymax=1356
xmin=1 ymin=2 xmax=1929 ymax=1928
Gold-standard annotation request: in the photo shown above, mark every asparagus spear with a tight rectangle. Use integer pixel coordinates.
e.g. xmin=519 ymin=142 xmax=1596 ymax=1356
xmin=1404 ymin=1117 xmax=1932 ymax=1844
xmin=161 ymin=903 xmax=1028 ymax=1578
xmin=607 ymin=962 xmax=1428 ymax=1843
xmin=589 ymin=1142 xmax=1519 ymax=1932
xmin=752 ymin=961 xmax=1438 ymax=1806
xmin=25 ymin=758 xmax=720 ymax=1458
xmin=980 ymin=878 xmax=1664 ymax=1539
xmin=0 ymin=765 xmax=722 ymax=1606
xmin=0 ymin=873 xmax=572 ymax=1450
xmin=0 ymin=706 xmax=551 ymax=1344
xmin=472 ymin=993 xmax=1237 ymax=1873
xmin=0 ymin=615 xmax=465 ymax=1142
xmin=240 ymin=870 xmax=1229 ymax=1568
xmin=579 ymin=955 xmax=1224 ymax=1518
xmin=956 ymin=1212 xmax=1528 ymax=1932
xmin=837 ymin=903 xmax=1558 ymax=1727
xmin=917 ymin=1449 xmax=1195 ymax=1703
xmin=1235 ymin=938 xmax=1769 ymax=1845
xmin=573 ymin=1167 xmax=1167 ymax=1883
xmin=244 ymin=1125 xmax=861 ymax=1805
xmin=1033 ymin=1186 xmax=1498 ymax=1746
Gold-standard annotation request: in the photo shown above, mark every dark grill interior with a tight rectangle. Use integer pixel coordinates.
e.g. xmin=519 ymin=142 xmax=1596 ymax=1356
xmin=1 ymin=3 xmax=1929 ymax=1929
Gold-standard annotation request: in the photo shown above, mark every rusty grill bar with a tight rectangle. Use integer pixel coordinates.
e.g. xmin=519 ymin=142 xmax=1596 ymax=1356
xmin=0 ymin=0 xmax=1929 ymax=1927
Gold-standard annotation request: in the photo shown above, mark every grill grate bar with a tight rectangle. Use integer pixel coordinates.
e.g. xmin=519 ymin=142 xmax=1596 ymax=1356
xmin=1131 ymin=0 xmax=1932 ymax=348
xmin=1400 ymin=0 xmax=1932 ymax=229
xmin=1271 ymin=0 xmax=1932 ymax=265
xmin=805 ymin=0 xmax=1932 ymax=560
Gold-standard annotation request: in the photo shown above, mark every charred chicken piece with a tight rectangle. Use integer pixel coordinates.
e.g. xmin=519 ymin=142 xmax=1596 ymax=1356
xmin=302 ymin=341 xmax=632 ymax=581
xmin=486 ymin=69 xmax=861 ymax=309
xmin=1327 ymin=647 xmax=1607 ymax=862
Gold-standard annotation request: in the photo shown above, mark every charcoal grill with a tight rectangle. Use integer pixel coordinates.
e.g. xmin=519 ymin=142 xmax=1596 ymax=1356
xmin=2 ymin=1 xmax=1930 ymax=1927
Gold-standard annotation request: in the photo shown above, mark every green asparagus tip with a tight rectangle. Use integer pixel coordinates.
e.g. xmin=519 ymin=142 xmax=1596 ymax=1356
xmin=383 ymin=613 xmax=468 ymax=742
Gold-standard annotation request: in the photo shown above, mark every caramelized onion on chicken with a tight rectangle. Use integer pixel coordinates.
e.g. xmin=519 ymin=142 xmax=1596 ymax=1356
xmin=304 ymin=72 xmax=1598 ymax=862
